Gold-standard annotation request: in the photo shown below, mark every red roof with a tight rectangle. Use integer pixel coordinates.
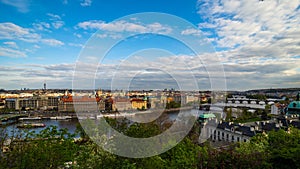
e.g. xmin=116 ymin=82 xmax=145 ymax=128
xmin=61 ymin=95 xmax=101 ymax=102
xmin=114 ymin=98 xmax=130 ymax=102
xmin=131 ymin=98 xmax=146 ymax=102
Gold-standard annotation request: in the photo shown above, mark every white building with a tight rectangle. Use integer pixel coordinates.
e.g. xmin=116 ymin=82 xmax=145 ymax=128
xmin=271 ymin=104 xmax=280 ymax=115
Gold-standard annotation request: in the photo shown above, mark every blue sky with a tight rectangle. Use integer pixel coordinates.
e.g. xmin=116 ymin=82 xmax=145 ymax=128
xmin=0 ymin=0 xmax=300 ymax=90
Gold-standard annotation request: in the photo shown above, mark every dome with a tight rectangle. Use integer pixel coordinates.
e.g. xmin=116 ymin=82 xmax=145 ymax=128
xmin=287 ymin=92 xmax=300 ymax=115
xmin=288 ymin=101 xmax=300 ymax=109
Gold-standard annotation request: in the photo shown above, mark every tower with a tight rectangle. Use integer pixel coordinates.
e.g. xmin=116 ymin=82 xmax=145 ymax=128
xmin=44 ymin=82 xmax=46 ymax=91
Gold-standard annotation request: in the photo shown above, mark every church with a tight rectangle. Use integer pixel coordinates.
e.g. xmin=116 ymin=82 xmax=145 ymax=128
xmin=287 ymin=92 xmax=300 ymax=115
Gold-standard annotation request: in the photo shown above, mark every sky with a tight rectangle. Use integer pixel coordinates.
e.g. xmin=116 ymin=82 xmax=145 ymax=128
xmin=0 ymin=0 xmax=299 ymax=91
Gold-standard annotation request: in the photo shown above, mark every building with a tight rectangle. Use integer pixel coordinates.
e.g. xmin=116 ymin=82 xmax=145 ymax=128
xmin=18 ymin=98 xmax=39 ymax=110
xmin=5 ymin=96 xmax=59 ymax=110
xmin=47 ymin=96 xmax=59 ymax=110
xmin=0 ymin=99 xmax=4 ymax=109
xmin=114 ymin=98 xmax=132 ymax=111
xmin=5 ymin=98 xmax=16 ymax=109
xmin=58 ymin=94 xmax=104 ymax=112
xmin=104 ymin=97 xmax=114 ymax=112
xmin=287 ymin=92 xmax=300 ymax=115
xmin=185 ymin=95 xmax=198 ymax=104
xmin=271 ymin=104 xmax=280 ymax=115
xmin=5 ymin=97 xmax=39 ymax=110
xmin=131 ymin=98 xmax=147 ymax=110
xmin=271 ymin=103 xmax=286 ymax=115
xmin=200 ymin=120 xmax=255 ymax=144
xmin=199 ymin=114 xmax=300 ymax=145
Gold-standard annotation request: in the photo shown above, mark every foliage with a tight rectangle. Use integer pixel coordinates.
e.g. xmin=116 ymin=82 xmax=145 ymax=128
xmin=1 ymin=119 xmax=300 ymax=168
xmin=0 ymin=126 xmax=78 ymax=169
xmin=225 ymin=107 xmax=233 ymax=121
xmin=231 ymin=108 xmax=263 ymax=123
xmin=0 ymin=108 xmax=16 ymax=113
xmin=267 ymin=128 xmax=300 ymax=169
xmin=166 ymin=101 xmax=181 ymax=109
xmin=247 ymin=94 xmax=267 ymax=101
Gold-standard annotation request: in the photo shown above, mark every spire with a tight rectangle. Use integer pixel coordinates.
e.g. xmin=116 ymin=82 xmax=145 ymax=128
xmin=44 ymin=82 xmax=46 ymax=91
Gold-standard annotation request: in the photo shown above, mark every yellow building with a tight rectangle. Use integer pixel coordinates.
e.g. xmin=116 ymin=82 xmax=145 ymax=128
xmin=167 ymin=96 xmax=174 ymax=103
xmin=131 ymin=98 xmax=147 ymax=110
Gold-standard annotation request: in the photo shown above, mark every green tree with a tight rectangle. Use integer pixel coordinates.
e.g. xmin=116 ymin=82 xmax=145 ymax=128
xmin=160 ymin=138 xmax=202 ymax=169
xmin=267 ymin=128 xmax=300 ymax=169
xmin=1 ymin=126 xmax=79 ymax=169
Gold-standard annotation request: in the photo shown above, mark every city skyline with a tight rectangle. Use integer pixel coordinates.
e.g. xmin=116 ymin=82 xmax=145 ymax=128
xmin=0 ymin=0 xmax=300 ymax=90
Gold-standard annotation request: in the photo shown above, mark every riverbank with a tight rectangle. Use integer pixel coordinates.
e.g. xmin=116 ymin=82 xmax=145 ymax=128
xmin=0 ymin=106 xmax=194 ymax=125
xmin=164 ymin=106 xmax=193 ymax=113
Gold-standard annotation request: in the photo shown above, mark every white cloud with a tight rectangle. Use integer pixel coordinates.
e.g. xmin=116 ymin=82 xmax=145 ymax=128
xmin=44 ymin=13 xmax=65 ymax=29
xmin=41 ymin=39 xmax=64 ymax=46
xmin=0 ymin=22 xmax=64 ymax=46
xmin=32 ymin=14 xmax=64 ymax=31
xmin=1 ymin=52 xmax=299 ymax=90
xmin=181 ymin=28 xmax=201 ymax=36
xmin=0 ymin=47 xmax=26 ymax=58
xmin=96 ymin=33 xmax=122 ymax=39
xmin=33 ymin=22 xmax=51 ymax=32
xmin=3 ymin=41 xmax=18 ymax=48
xmin=73 ymin=33 xmax=82 ymax=38
xmin=47 ymin=13 xmax=61 ymax=20
xmin=0 ymin=64 xmax=76 ymax=89
xmin=68 ymin=43 xmax=83 ymax=47
xmin=80 ymin=0 xmax=92 ymax=6
xmin=197 ymin=0 xmax=300 ymax=53
xmin=33 ymin=45 xmax=40 ymax=49
xmin=147 ymin=22 xmax=172 ymax=34
xmin=198 ymin=22 xmax=217 ymax=29
xmin=0 ymin=0 xmax=30 ymax=13
xmin=195 ymin=0 xmax=300 ymax=89
xmin=0 ymin=22 xmax=41 ymax=43
xmin=52 ymin=21 xmax=64 ymax=29
xmin=77 ymin=20 xmax=145 ymax=32
xmin=76 ymin=20 xmax=172 ymax=34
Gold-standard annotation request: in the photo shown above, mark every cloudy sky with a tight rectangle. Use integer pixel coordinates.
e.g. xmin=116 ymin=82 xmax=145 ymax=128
xmin=0 ymin=0 xmax=299 ymax=91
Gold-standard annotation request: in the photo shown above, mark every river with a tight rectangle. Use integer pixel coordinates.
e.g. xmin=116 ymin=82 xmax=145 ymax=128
xmin=1 ymin=119 xmax=79 ymax=137
xmin=1 ymin=109 xmax=206 ymax=138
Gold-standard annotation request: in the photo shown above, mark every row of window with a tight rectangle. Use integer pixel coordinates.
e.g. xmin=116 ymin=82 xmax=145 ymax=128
xmin=209 ymin=129 xmax=248 ymax=143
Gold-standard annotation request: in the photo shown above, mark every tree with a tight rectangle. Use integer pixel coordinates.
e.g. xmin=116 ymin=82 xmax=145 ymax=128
xmin=225 ymin=107 xmax=233 ymax=121
xmin=160 ymin=138 xmax=202 ymax=168
xmin=0 ymin=126 xmax=79 ymax=169
xmin=267 ymin=128 xmax=300 ymax=169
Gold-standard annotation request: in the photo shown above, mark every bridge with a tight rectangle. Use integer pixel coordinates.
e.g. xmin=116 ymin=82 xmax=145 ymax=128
xmin=0 ymin=114 xmax=27 ymax=125
xmin=200 ymin=102 xmax=266 ymax=111
xmin=226 ymin=98 xmax=280 ymax=105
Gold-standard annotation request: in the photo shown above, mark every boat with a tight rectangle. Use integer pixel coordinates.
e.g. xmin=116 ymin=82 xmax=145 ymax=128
xmin=17 ymin=123 xmax=46 ymax=128
xmin=18 ymin=117 xmax=42 ymax=120
xmin=50 ymin=116 xmax=72 ymax=120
